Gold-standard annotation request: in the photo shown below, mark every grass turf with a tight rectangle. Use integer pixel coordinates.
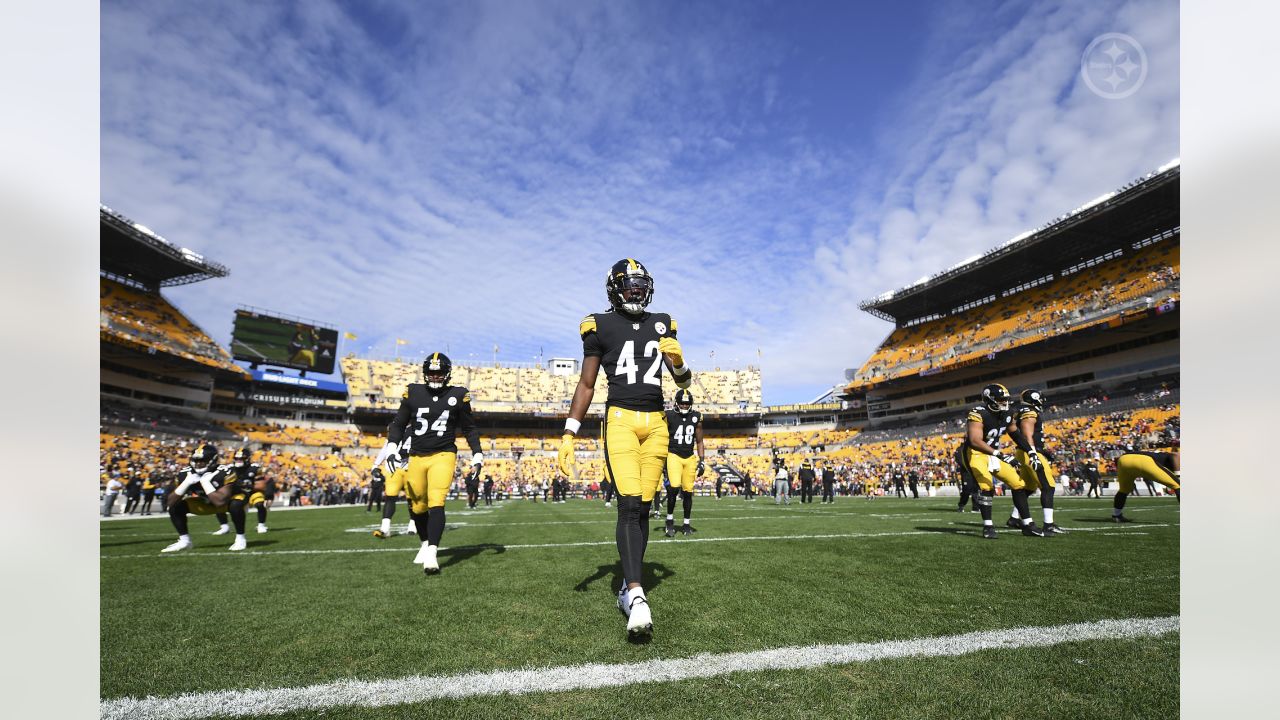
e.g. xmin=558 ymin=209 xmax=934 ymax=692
xmin=100 ymin=495 xmax=1179 ymax=718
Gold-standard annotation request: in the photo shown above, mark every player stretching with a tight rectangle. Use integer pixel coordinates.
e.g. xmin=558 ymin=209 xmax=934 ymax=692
xmin=1007 ymin=389 xmax=1067 ymax=535
xmin=558 ymin=259 xmax=692 ymax=640
xmin=161 ymin=444 xmax=240 ymax=553
xmin=1112 ymin=450 xmax=1180 ymax=522
xmin=377 ymin=352 xmax=484 ymax=575
xmin=664 ymin=389 xmax=705 ymax=537
xmin=963 ymin=384 xmax=1043 ymax=539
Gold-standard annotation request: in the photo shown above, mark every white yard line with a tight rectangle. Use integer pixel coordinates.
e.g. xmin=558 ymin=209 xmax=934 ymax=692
xmin=100 ymin=524 xmax=1170 ymax=560
xmin=100 ymin=615 xmax=1179 ymax=720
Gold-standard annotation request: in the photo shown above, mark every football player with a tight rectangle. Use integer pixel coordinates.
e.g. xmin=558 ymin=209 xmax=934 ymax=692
xmin=963 ymin=383 xmax=1042 ymax=539
xmin=372 ymin=441 xmax=416 ymax=538
xmin=161 ymin=444 xmax=238 ymax=553
xmin=663 ymin=389 xmax=705 ymax=537
xmin=220 ymin=448 xmax=271 ymax=550
xmin=798 ymin=459 xmax=817 ymax=503
xmin=1007 ymin=389 xmax=1067 ymax=535
xmin=465 ymin=466 xmax=481 ymax=509
xmin=1112 ymin=450 xmax=1180 ymax=522
xmin=558 ymin=259 xmax=692 ymax=640
xmin=954 ymin=442 xmax=979 ymax=512
xmin=377 ymin=352 xmax=484 ymax=574
xmin=367 ymin=465 xmax=386 ymax=513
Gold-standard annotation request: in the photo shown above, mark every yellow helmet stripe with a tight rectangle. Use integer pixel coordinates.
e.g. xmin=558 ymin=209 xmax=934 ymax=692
xmin=627 ymin=258 xmax=637 ymax=271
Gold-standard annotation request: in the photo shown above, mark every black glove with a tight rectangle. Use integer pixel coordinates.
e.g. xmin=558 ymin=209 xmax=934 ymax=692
xmin=697 ymin=459 xmax=706 ymax=477
xmin=997 ymin=453 xmax=1017 ymax=467
xmin=1041 ymin=449 xmax=1056 ymax=463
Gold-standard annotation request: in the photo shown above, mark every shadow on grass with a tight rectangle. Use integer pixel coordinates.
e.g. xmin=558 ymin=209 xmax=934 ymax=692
xmin=439 ymin=543 xmax=506 ymax=569
xmin=573 ymin=561 xmax=675 ymax=595
xmin=913 ymin=525 xmax=983 ymax=537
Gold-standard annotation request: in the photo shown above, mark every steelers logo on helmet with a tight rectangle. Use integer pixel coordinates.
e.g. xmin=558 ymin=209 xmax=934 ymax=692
xmin=675 ymin=388 xmax=694 ymax=414
xmin=981 ymin=383 xmax=1012 ymax=412
xmin=1020 ymin=388 xmax=1045 ymax=410
xmin=606 ymin=258 xmax=654 ymax=316
xmin=190 ymin=443 xmax=220 ymax=472
xmin=423 ymin=352 xmax=453 ymax=390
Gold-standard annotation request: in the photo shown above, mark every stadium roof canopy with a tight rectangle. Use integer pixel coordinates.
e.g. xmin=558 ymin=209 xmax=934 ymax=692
xmin=858 ymin=160 xmax=1180 ymax=325
xmin=100 ymin=205 xmax=229 ymax=289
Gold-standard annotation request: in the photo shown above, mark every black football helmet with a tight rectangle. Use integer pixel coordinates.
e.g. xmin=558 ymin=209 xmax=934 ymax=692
xmin=189 ymin=443 xmax=220 ymax=472
xmin=674 ymin=388 xmax=694 ymax=414
xmin=606 ymin=258 xmax=654 ymax=315
xmin=423 ymin=352 xmax=452 ymax=389
xmin=981 ymin=383 xmax=1012 ymax=412
xmin=1020 ymin=388 xmax=1045 ymax=410
xmin=233 ymin=447 xmax=252 ymax=467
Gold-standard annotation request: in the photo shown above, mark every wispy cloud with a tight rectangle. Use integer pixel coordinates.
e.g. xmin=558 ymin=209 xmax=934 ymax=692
xmin=101 ymin=0 xmax=1178 ymax=403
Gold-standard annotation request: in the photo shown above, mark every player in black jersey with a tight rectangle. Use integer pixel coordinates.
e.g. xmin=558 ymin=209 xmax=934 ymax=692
xmin=367 ymin=466 xmax=386 ymax=513
xmin=482 ymin=474 xmax=494 ymax=506
xmin=1006 ymin=389 xmax=1067 ymax=535
xmin=372 ymin=442 xmax=414 ymax=538
xmin=798 ymin=459 xmax=817 ymax=503
xmin=1112 ymin=450 xmax=1180 ymax=521
xmin=558 ymin=259 xmax=692 ymax=641
xmin=218 ymin=448 xmax=271 ymax=551
xmin=663 ymin=389 xmax=705 ymax=536
xmin=963 ymin=383 xmax=1042 ymax=539
xmin=465 ymin=466 xmax=481 ymax=509
xmin=378 ymin=352 xmax=485 ymax=575
xmin=161 ymin=444 xmax=238 ymax=553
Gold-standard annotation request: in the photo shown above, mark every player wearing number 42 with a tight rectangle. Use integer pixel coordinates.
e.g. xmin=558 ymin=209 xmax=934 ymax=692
xmin=558 ymin=258 xmax=693 ymax=642
xmin=375 ymin=352 xmax=484 ymax=575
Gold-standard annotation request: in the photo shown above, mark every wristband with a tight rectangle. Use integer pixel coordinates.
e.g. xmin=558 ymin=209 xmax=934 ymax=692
xmin=673 ymin=363 xmax=689 ymax=376
xmin=564 ymin=418 xmax=581 ymax=435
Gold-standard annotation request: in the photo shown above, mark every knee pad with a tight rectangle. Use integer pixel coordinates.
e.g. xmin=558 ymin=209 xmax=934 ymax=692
xmin=616 ymin=495 xmax=643 ymax=522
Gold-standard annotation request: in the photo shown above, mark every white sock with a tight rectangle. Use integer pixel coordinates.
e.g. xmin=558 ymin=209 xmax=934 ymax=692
xmin=983 ymin=520 xmax=992 ymax=527
xmin=380 ymin=518 xmax=391 ymax=533
xmin=179 ymin=534 xmax=191 ymax=543
xmin=1044 ymin=509 xmax=1054 ymax=524
xmin=235 ymin=534 xmax=246 ymax=542
xmin=421 ymin=540 xmax=430 ymax=550
xmin=683 ymin=518 xmax=690 ymax=525
xmin=1113 ymin=507 xmax=1123 ymax=516
xmin=666 ymin=514 xmax=674 ymax=521
xmin=1021 ymin=517 xmax=1032 ymax=525
xmin=1010 ymin=508 xmax=1020 ymax=520
xmin=218 ymin=524 xmax=229 ymax=532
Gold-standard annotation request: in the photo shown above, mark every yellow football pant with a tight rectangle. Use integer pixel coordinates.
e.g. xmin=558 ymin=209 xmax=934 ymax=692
xmin=666 ymin=453 xmax=698 ymax=492
xmin=405 ymin=452 xmax=457 ymax=513
xmin=384 ymin=466 xmax=408 ymax=498
xmin=966 ymin=448 xmax=1026 ymax=492
xmin=1116 ymin=454 xmax=1180 ymax=494
xmin=603 ymin=408 xmax=668 ymax=501
xmin=290 ymin=349 xmax=316 ymax=367
xmin=1014 ymin=449 xmax=1055 ymax=491
xmin=183 ymin=497 xmax=228 ymax=516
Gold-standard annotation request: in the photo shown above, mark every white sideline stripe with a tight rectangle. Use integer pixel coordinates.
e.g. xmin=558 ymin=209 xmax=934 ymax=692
xmin=99 ymin=524 xmax=1169 ymax=560
xmin=100 ymin=615 xmax=1179 ymax=720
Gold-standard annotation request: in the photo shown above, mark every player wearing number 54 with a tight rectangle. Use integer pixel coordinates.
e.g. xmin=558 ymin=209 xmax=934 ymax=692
xmin=557 ymin=258 xmax=692 ymax=642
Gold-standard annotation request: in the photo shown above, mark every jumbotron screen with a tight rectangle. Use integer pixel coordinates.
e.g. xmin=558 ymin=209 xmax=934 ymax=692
xmin=230 ymin=310 xmax=339 ymax=374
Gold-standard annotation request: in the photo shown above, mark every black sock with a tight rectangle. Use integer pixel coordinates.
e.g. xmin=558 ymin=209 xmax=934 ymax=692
xmin=410 ymin=509 xmax=431 ymax=542
xmin=229 ymin=499 xmax=247 ymax=534
xmin=979 ymin=491 xmax=994 ymax=523
xmin=682 ymin=490 xmax=693 ymax=520
xmin=257 ymin=505 xmax=267 ymax=524
xmin=216 ymin=512 xmax=228 ymax=526
xmin=615 ymin=496 xmax=645 ymax=587
xmin=1012 ymin=490 xmax=1032 ymax=523
xmin=426 ymin=506 xmax=445 ymax=545
xmin=666 ymin=489 xmax=679 ymax=518
xmin=1175 ymin=488 xmax=1180 ymax=502
xmin=169 ymin=501 xmax=189 ymax=535
xmin=383 ymin=497 xmax=397 ymax=521
xmin=1114 ymin=492 xmax=1128 ymax=511
xmin=1040 ymin=484 xmax=1055 ymax=510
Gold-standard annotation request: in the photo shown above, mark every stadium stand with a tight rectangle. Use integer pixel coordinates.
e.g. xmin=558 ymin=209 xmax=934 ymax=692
xmin=100 ymin=276 xmax=241 ymax=373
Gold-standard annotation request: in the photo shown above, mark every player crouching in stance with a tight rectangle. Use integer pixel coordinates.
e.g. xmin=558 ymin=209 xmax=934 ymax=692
xmin=379 ymin=352 xmax=484 ymax=575
xmin=558 ymin=259 xmax=692 ymax=641
xmin=1006 ymin=389 xmax=1067 ymax=536
xmin=963 ymin=384 xmax=1043 ymax=539
xmin=162 ymin=444 xmax=243 ymax=553
xmin=1112 ymin=450 xmax=1180 ymax=522
xmin=664 ymin=389 xmax=705 ymax=537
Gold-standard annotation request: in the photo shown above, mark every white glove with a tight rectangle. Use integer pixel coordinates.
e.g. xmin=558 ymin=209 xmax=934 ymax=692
xmin=471 ymin=452 xmax=484 ymax=466
xmin=373 ymin=441 xmax=398 ymax=467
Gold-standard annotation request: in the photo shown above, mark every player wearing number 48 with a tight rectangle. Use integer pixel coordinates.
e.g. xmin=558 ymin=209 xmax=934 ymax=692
xmin=558 ymin=258 xmax=693 ymax=642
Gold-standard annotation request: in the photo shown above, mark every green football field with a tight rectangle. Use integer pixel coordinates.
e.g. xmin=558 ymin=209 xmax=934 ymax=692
xmin=100 ymin=495 xmax=1179 ymax=719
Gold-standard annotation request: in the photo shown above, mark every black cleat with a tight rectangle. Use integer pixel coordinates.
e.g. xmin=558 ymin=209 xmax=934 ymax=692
xmin=1043 ymin=523 xmax=1068 ymax=535
xmin=680 ymin=524 xmax=696 ymax=536
xmin=982 ymin=526 xmax=999 ymax=540
xmin=957 ymin=505 xmax=966 ymax=513
xmin=1020 ymin=523 xmax=1045 ymax=537
xmin=1112 ymin=514 xmax=1132 ymax=523
xmin=1005 ymin=517 xmax=1021 ymax=529
xmin=663 ymin=521 xmax=676 ymax=538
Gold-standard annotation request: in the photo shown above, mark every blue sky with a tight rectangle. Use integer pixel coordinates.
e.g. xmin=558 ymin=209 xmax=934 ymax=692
xmin=101 ymin=0 xmax=1179 ymax=405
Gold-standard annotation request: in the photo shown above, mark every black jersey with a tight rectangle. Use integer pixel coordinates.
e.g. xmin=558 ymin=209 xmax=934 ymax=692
xmin=799 ymin=464 xmax=817 ymax=483
xmin=1129 ymin=451 xmax=1178 ymax=474
xmin=387 ymin=384 xmax=482 ymax=456
xmin=180 ymin=464 xmax=232 ymax=498
xmin=666 ymin=409 xmax=701 ymax=458
xmin=581 ymin=310 xmax=679 ymax=412
xmin=1011 ymin=402 xmax=1044 ymax=451
xmin=230 ymin=462 xmax=263 ymax=494
xmin=965 ymin=405 xmax=1014 ymax=453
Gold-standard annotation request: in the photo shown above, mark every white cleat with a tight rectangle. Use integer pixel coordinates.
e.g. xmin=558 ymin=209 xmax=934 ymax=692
xmin=405 ymin=520 xmax=417 ymax=535
xmin=422 ymin=545 xmax=440 ymax=575
xmin=256 ymin=523 xmax=268 ymax=534
xmin=412 ymin=544 xmax=430 ymax=565
xmin=617 ymin=586 xmax=631 ymax=616
xmin=604 ymin=501 xmax=611 ymax=508
xmin=626 ymin=598 xmax=653 ymax=640
xmin=161 ymin=537 xmax=192 ymax=553
xmin=228 ymin=537 xmax=247 ymax=551
xmin=211 ymin=525 xmax=230 ymax=536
